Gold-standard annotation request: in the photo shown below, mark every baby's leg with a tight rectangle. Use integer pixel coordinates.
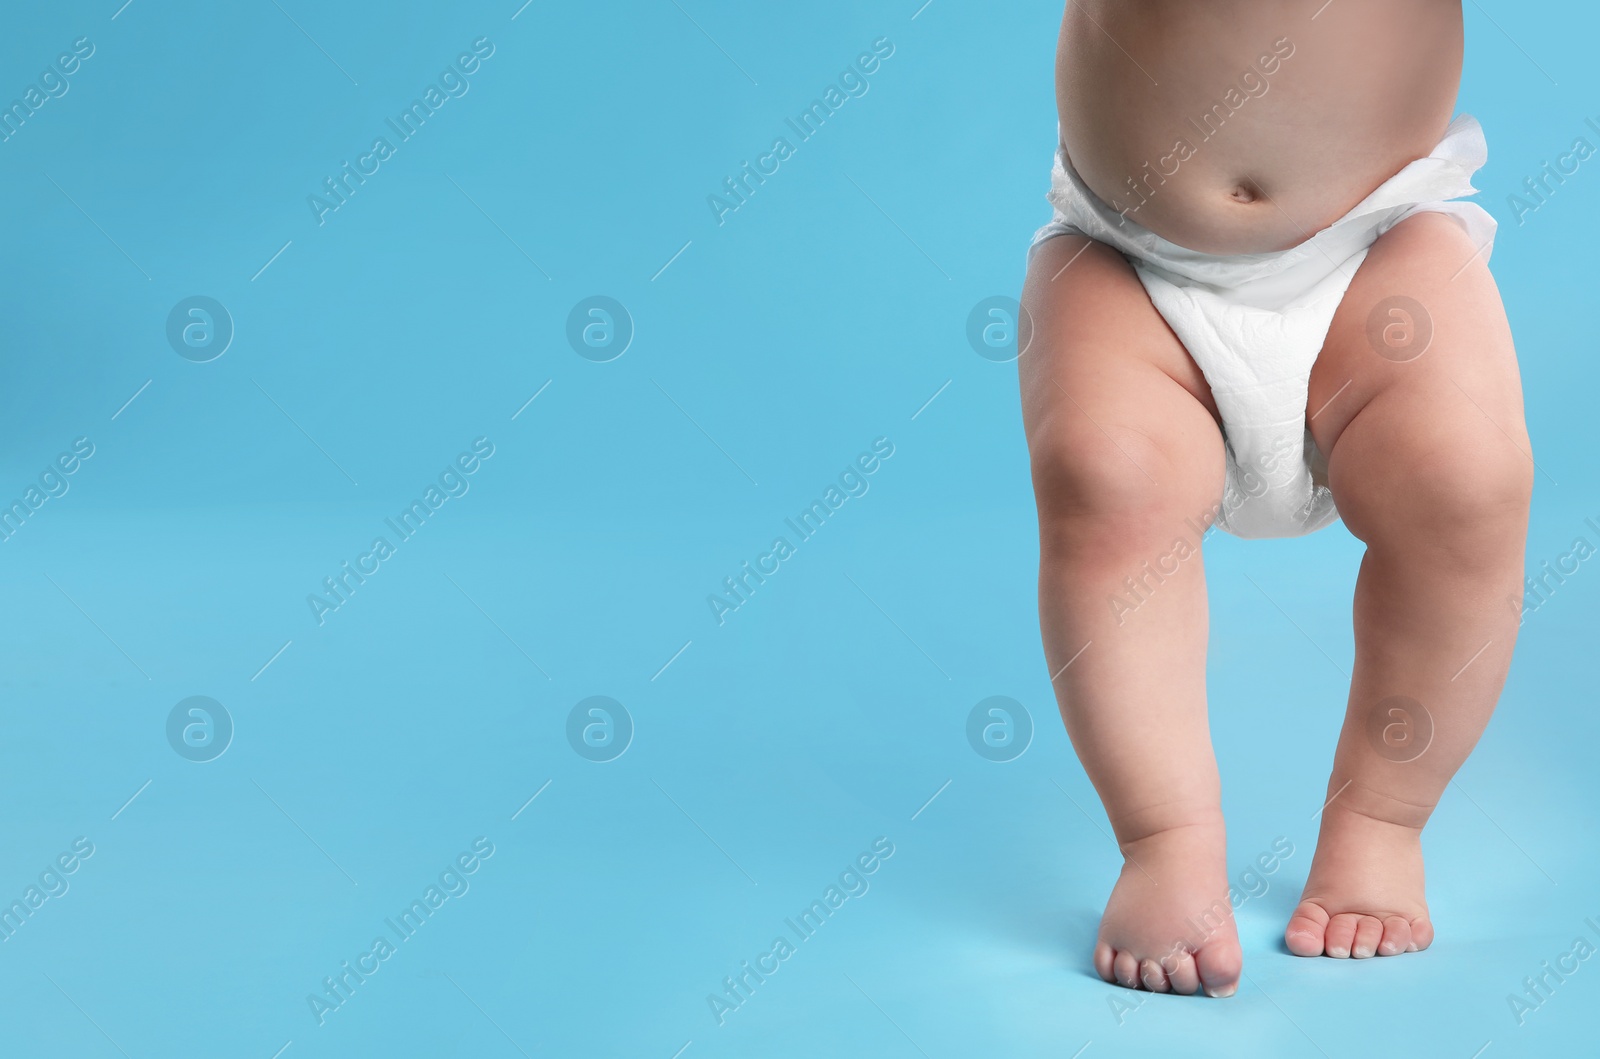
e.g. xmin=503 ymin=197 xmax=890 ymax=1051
xmin=1020 ymin=236 xmax=1240 ymax=996
xmin=1290 ymin=212 xmax=1533 ymax=958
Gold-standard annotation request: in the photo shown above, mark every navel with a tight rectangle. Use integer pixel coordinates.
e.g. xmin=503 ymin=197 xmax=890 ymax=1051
xmin=1228 ymin=180 xmax=1260 ymax=204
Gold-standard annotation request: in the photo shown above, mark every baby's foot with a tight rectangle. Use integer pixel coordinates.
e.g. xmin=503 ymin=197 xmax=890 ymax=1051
xmin=1285 ymin=803 xmax=1434 ymax=958
xmin=1092 ymin=819 xmax=1242 ymax=997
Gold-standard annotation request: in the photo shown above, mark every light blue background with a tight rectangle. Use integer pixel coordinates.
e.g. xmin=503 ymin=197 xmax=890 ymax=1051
xmin=1 ymin=1 xmax=1596 ymax=1056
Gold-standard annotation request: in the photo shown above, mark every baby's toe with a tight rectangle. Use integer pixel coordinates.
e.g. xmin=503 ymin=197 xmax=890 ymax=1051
xmin=1284 ymin=901 xmax=1329 ymax=957
xmin=1139 ymin=958 xmax=1171 ymax=992
xmin=1094 ymin=941 xmax=1116 ymax=982
xmin=1113 ymin=949 xmax=1141 ymax=989
xmin=1166 ymin=951 xmax=1201 ymax=995
xmin=1410 ymin=915 xmax=1435 ymax=952
xmin=1196 ymin=941 xmax=1242 ymax=998
xmin=1324 ymin=913 xmax=1361 ymax=958
xmin=1351 ymin=915 xmax=1384 ymax=958
xmin=1378 ymin=915 xmax=1412 ymax=956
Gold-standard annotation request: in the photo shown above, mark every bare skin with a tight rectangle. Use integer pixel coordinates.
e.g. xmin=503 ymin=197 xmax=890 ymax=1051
xmin=1057 ymin=0 xmax=1464 ymax=253
xmin=1025 ymin=1 xmax=1531 ymax=995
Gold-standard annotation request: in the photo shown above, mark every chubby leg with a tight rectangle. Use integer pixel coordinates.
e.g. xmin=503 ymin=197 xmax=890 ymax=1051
xmin=1021 ymin=236 xmax=1240 ymax=996
xmin=1289 ymin=213 xmax=1533 ymax=958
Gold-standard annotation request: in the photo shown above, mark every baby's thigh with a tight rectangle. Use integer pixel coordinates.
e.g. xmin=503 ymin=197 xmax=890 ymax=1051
xmin=1310 ymin=212 xmax=1532 ymax=539
xmin=1019 ymin=235 xmax=1225 ymax=525
xmin=1310 ymin=212 xmax=1526 ymax=461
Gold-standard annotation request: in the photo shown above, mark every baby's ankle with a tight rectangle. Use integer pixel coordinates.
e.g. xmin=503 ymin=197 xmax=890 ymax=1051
xmin=1322 ymin=786 xmax=1432 ymax=834
xmin=1114 ymin=809 xmax=1227 ymax=853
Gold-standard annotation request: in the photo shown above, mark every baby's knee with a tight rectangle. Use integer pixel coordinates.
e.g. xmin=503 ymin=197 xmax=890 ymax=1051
xmin=1336 ymin=416 xmax=1532 ymax=554
xmin=1029 ymin=419 xmax=1201 ymax=559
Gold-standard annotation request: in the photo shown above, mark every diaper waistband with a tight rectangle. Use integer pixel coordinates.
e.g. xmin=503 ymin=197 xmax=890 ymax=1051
xmin=1039 ymin=115 xmax=1494 ymax=302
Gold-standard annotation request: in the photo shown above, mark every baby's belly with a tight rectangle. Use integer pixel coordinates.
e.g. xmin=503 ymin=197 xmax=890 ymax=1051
xmin=1057 ymin=0 xmax=1463 ymax=255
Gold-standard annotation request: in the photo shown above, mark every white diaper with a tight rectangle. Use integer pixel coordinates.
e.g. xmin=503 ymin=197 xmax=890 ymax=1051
xmin=1027 ymin=115 xmax=1497 ymax=539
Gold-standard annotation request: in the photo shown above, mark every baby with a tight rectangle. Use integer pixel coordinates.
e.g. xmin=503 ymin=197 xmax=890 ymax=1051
xmin=1019 ymin=1 xmax=1531 ymax=996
